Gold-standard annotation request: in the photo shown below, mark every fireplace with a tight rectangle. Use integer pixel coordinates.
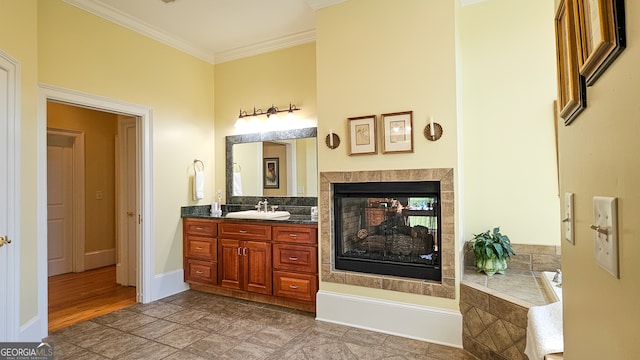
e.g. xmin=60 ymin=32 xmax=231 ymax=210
xmin=333 ymin=181 xmax=441 ymax=281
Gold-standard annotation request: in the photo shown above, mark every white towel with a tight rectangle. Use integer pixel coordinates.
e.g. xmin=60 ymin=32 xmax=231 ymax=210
xmin=232 ymin=172 xmax=243 ymax=196
xmin=193 ymin=170 xmax=204 ymax=200
xmin=524 ymin=301 xmax=564 ymax=360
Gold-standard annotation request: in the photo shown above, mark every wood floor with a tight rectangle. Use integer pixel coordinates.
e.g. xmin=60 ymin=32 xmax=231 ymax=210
xmin=48 ymin=265 xmax=137 ymax=332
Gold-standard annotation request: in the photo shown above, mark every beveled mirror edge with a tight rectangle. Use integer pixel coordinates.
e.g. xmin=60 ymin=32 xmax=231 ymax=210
xmin=225 ymin=127 xmax=318 ymax=206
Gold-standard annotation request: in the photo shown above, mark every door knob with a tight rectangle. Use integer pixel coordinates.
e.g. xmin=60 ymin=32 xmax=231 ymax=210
xmin=0 ymin=236 xmax=10 ymax=247
xmin=127 ymin=211 xmax=134 ymax=217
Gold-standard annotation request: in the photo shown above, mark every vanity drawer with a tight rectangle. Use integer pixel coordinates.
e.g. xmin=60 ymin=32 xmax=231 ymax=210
xmin=186 ymin=259 xmax=217 ymax=285
xmin=273 ymin=271 xmax=317 ymax=302
xmin=219 ymin=222 xmax=271 ymax=241
xmin=272 ymin=225 xmax=317 ymax=244
xmin=186 ymin=236 xmax=217 ymax=260
xmin=273 ymin=243 xmax=317 ymax=273
xmin=184 ymin=219 xmax=218 ymax=237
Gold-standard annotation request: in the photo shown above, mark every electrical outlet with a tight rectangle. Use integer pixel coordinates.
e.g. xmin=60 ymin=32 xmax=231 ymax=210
xmin=593 ymin=196 xmax=619 ymax=278
xmin=564 ymin=192 xmax=574 ymax=244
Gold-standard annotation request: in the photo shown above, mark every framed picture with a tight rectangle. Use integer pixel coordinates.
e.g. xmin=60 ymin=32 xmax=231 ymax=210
xmin=555 ymin=0 xmax=586 ymax=125
xmin=263 ymin=157 xmax=279 ymax=189
xmin=381 ymin=111 xmax=413 ymax=154
xmin=348 ymin=115 xmax=377 ymax=155
xmin=575 ymin=0 xmax=626 ymax=86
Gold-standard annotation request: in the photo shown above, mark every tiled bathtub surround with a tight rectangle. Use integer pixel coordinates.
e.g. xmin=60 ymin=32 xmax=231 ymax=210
xmin=460 ymin=282 xmax=530 ymax=360
xmin=320 ymin=168 xmax=456 ymax=299
xmin=464 ymin=243 xmax=561 ymax=273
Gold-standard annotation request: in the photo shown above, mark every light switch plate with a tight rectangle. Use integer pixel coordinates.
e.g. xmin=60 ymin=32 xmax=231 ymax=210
xmin=593 ymin=196 xmax=619 ymax=278
xmin=564 ymin=192 xmax=574 ymax=244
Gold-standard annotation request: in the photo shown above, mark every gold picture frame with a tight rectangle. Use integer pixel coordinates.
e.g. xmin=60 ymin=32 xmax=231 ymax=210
xmin=348 ymin=115 xmax=377 ymax=156
xmin=555 ymin=0 xmax=586 ymax=125
xmin=575 ymin=0 xmax=626 ymax=86
xmin=381 ymin=111 xmax=413 ymax=154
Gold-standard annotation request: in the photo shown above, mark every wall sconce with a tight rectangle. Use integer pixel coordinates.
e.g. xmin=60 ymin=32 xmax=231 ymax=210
xmin=424 ymin=115 xmax=443 ymax=141
xmin=237 ymin=102 xmax=300 ymax=120
xmin=325 ymin=129 xmax=340 ymax=149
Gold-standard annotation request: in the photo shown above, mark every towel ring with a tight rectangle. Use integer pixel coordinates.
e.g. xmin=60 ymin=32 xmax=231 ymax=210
xmin=193 ymin=159 xmax=204 ymax=172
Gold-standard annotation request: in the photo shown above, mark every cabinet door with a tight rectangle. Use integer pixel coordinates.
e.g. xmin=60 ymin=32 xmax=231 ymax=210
xmin=218 ymin=239 xmax=242 ymax=290
xmin=244 ymin=241 xmax=272 ymax=295
xmin=273 ymin=243 xmax=317 ymax=273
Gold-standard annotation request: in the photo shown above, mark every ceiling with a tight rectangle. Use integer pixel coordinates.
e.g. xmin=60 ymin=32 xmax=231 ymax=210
xmin=63 ymin=0 xmax=347 ymax=64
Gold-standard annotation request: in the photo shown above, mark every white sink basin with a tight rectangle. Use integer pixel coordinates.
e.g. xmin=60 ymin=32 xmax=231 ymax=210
xmin=225 ymin=210 xmax=291 ymax=220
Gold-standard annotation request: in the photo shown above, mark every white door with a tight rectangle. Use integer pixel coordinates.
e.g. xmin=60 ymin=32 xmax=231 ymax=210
xmin=117 ymin=117 xmax=137 ymax=286
xmin=0 ymin=50 xmax=18 ymax=341
xmin=47 ymin=134 xmax=74 ymax=276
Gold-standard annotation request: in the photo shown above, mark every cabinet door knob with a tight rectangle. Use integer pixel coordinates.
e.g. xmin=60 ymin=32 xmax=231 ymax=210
xmin=237 ymin=247 xmax=242 ymax=255
xmin=195 ymin=227 xmax=204 ymax=230
xmin=289 ymin=285 xmax=299 ymax=289
xmin=289 ymin=233 xmax=298 ymax=237
xmin=239 ymin=229 xmax=248 ymax=233
xmin=288 ymin=257 xmax=298 ymax=261
xmin=195 ymin=271 xmax=204 ymax=275
xmin=195 ymin=247 xmax=203 ymax=250
xmin=243 ymin=247 xmax=248 ymax=256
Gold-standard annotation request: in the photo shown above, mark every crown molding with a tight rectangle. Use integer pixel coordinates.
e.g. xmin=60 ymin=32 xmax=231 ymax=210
xmin=304 ymin=0 xmax=348 ymax=10
xmin=214 ymin=30 xmax=316 ymax=64
xmin=63 ymin=0 xmax=216 ymax=63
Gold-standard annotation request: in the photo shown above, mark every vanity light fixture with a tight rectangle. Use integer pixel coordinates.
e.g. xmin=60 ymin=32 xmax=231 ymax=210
xmin=237 ymin=103 xmax=300 ymax=121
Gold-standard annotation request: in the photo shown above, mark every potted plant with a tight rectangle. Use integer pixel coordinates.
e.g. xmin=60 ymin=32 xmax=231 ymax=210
xmin=471 ymin=227 xmax=514 ymax=276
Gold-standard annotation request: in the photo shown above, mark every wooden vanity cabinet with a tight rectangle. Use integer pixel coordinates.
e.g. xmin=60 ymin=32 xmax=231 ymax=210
xmin=272 ymin=224 xmax=318 ymax=302
xmin=183 ymin=218 xmax=318 ymax=312
xmin=183 ymin=218 xmax=218 ymax=285
xmin=218 ymin=222 xmax=272 ymax=295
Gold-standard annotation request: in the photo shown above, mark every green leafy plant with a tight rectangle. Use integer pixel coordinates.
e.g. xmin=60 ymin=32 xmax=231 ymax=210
xmin=471 ymin=227 xmax=514 ymax=276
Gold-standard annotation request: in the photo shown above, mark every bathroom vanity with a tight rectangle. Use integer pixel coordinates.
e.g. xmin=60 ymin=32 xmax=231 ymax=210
xmin=182 ymin=215 xmax=318 ymax=312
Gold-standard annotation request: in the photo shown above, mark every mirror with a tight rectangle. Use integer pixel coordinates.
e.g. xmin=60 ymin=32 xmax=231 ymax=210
xmin=226 ymin=127 xmax=317 ymax=203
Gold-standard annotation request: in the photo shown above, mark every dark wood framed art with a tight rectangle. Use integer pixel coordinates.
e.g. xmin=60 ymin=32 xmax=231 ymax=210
xmin=263 ymin=157 xmax=279 ymax=189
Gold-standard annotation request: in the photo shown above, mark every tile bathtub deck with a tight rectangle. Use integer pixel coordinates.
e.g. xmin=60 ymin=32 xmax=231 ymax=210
xmin=47 ymin=290 xmax=479 ymax=360
xmin=462 ymin=267 xmax=550 ymax=306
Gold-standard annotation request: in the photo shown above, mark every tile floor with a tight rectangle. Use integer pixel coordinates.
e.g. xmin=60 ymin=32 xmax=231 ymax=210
xmin=47 ymin=290 xmax=479 ymax=359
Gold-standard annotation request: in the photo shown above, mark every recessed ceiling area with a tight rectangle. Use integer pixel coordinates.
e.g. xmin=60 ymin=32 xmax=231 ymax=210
xmin=63 ymin=0 xmax=346 ymax=64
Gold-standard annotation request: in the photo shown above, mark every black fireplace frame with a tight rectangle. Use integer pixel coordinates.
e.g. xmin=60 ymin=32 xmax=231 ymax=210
xmin=333 ymin=181 xmax=442 ymax=281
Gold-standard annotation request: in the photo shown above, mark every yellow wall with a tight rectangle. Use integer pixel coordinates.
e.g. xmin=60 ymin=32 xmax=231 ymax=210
xmin=460 ymin=0 xmax=560 ymax=246
xmin=47 ymin=102 xmax=118 ymax=253
xmin=0 ymin=0 xmax=39 ymax=325
xmin=37 ymin=0 xmax=215 ymax=278
xmin=316 ymin=0 xmax=459 ymax=310
xmin=214 ymin=43 xmax=317 ymax=202
xmin=557 ymin=1 xmax=640 ymax=358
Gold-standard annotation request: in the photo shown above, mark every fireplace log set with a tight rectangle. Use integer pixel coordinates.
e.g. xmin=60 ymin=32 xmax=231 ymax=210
xmin=343 ymin=212 xmax=438 ymax=265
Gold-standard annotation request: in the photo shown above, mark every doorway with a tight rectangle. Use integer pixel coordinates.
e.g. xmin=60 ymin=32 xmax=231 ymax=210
xmin=38 ymin=84 xmax=154 ymax=338
xmin=46 ymin=102 xmax=138 ymax=330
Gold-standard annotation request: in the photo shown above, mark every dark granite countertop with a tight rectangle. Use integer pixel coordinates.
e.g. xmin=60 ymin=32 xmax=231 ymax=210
xmin=181 ymin=205 xmax=317 ymax=225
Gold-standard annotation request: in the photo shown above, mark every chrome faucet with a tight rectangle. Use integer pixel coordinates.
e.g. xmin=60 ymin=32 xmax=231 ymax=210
xmin=256 ymin=199 xmax=268 ymax=212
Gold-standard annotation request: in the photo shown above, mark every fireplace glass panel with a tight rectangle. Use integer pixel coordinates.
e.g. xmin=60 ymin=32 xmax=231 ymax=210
xmin=333 ymin=181 xmax=441 ymax=281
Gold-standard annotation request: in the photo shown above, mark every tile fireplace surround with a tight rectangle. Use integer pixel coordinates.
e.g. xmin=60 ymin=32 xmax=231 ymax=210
xmin=320 ymin=168 xmax=456 ymax=299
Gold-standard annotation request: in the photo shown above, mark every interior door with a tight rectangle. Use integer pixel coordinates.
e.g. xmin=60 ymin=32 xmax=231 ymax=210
xmin=0 ymin=49 xmax=19 ymax=340
xmin=47 ymin=133 xmax=74 ymax=276
xmin=116 ymin=117 xmax=138 ymax=287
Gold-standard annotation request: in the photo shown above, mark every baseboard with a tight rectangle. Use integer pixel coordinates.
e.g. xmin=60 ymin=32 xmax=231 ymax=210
xmin=84 ymin=248 xmax=115 ymax=270
xmin=19 ymin=315 xmax=43 ymax=342
xmin=151 ymin=268 xmax=189 ymax=302
xmin=316 ymin=290 xmax=463 ymax=347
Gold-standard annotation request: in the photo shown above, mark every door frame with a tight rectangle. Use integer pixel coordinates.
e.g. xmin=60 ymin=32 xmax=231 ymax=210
xmin=47 ymin=128 xmax=86 ymax=273
xmin=37 ymin=84 xmax=154 ymax=338
xmin=0 ymin=49 xmax=20 ymax=341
